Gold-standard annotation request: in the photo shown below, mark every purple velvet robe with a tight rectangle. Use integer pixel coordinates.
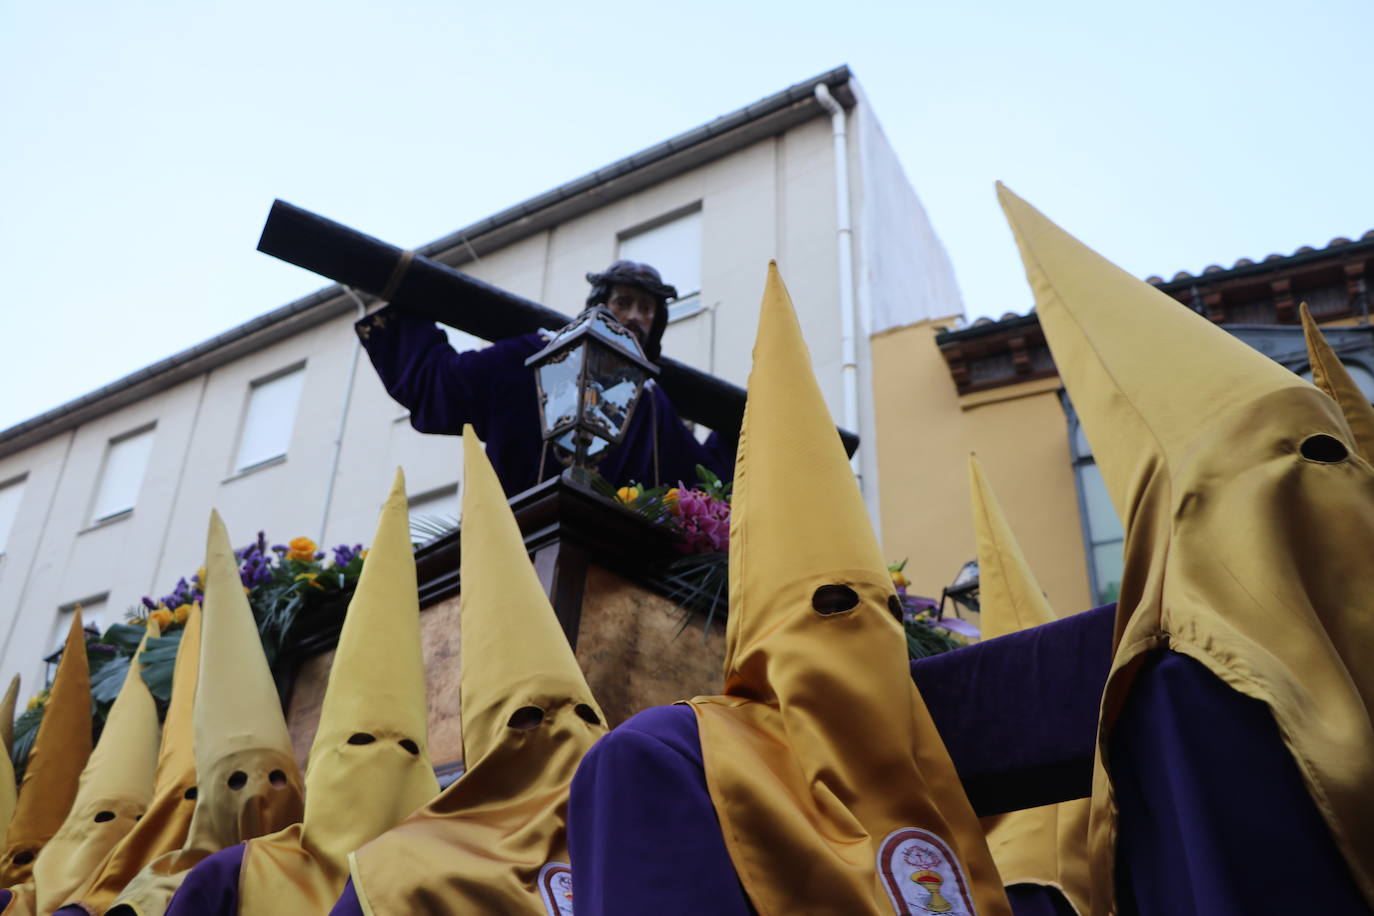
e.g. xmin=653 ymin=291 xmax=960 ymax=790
xmin=1110 ymin=649 xmax=1368 ymax=915
xmin=569 ymin=605 xmax=1369 ymax=915
xmin=356 ymin=308 xmax=734 ymax=496
xmin=567 ymin=704 xmax=755 ymax=915
xmin=160 ymin=842 xmax=245 ymax=916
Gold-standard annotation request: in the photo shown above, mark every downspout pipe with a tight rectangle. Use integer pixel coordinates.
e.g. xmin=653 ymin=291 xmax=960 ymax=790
xmin=318 ymin=288 xmax=369 ymax=544
xmin=814 ymin=83 xmax=862 ymax=484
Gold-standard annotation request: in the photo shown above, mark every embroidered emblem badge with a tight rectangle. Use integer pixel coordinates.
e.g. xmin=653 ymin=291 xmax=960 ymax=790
xmin=878 ymin=828 xmax=976 ymax=915
xmin=538 ymin=861 xmax=575 ymax=916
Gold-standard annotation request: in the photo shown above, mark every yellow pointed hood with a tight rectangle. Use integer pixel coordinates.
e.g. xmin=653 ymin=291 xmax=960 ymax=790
xmin=237 ymin=470 xmax=439 ymax=913
xmin=1301 ymin=302 xmax=1374 ymax=461
xmin=999 ymin=183 xmax=1374 ymax=910
xmin=182 ymin=510 xmax=303 ymax=851
xmin=0 ymin=613 xmax=93 ymax=886
xmin=61 ymin=605 xmax=203 ymax=913
xmin=969 ymin=454 xmax=1055 ymax=641
xmin=348 ymin=428 xmax=606 ymax=915
xmin=32 ymin=622 xmax=161 ymax=912
xmin=687 ymin=263 xmax=1009 ymax=916
xmin=110 ymin=512 xmax=303 ymax=915
xmin=969 ymin=454 xmax=1088 ymax=914
xmin=0 ymin=675 xmax=20 ymax=757
xmin=0 ymin=676 xmax=19 ymax=840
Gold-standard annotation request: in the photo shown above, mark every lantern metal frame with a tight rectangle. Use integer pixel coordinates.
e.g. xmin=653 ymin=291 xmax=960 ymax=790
xmin=525 ymin=305 xmax=660 ymax=471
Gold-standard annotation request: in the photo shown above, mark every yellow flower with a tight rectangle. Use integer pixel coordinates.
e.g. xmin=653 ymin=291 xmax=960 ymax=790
xmin=359 ymin=548 xmax=369 ymax=560
xmin=615 ymin=486 xmax=641 ymax=505
xmin=664 ymin=487 xmax=680 ymax=510
xmin=890 ymin=569 xmax=910 ymax=589
xmin=150 ymin=609 xmax=173 ymax=631
xmin=172 ymin=604 xmax=191 ymax=625
xmin=194 ymin=566 xmax=206 ymax=584
xmin=294 ymin=572 xmax=325 ymax=591
xmin=287 ymin=536 xmax=317 ymax=563
xmin=25 ymin=689 xmax=49 ymax=712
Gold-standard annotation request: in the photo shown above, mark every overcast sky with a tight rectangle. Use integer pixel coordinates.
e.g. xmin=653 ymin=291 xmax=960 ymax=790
xmin=3 ymin=0 xmax=1371 ymax=431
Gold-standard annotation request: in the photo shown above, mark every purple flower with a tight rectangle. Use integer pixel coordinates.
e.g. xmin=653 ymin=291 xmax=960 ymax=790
xmin=142 ymin=596 xmax=158 ymax=611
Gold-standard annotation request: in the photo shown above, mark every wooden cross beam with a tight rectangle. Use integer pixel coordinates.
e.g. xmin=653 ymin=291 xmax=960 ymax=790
xmin=257 ymin=199 xmax=861 ymax=456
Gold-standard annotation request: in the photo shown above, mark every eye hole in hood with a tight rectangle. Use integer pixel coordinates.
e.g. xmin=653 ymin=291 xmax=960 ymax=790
xmin=398 ymin=739 xmax=420 ymax=755
xmin=507 ymin=706 xmax=545 ymax=730
xmin=887 ymin=595 xmax=904 ymax=623
xmin=574 ymin=704 xmax=601 ymax=726
xmin=812 ymin=584 xmax=860 ymax=616
xmin=347 ymin=733 xmax=376 ymax=745
xmin=1301 ymin=434 xmax=1349 ymax=463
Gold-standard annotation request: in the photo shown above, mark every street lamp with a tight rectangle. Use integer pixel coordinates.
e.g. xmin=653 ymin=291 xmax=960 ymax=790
xmin=526 ymin=305 xmax=659 ymax=474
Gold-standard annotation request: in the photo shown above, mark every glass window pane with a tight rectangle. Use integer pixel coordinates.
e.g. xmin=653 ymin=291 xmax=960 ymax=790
xmin=236 ymin=367 xmax=305 ymax=471
xmin=410 ymin=486 xmax=458 ymax=519
xmin=1079 ymin=462 xmax=1123 ymax=543
xmin=1092 ymin=540 xmax=1124 ymax=606
xmin=1072 ymin=422 xmax=1092 ymax=459
xmin=1342 ymin=362 xmax=1374 ymax=402
xmin=53 ymin=596 xmax=107 ymax=650
xmin=92 ymin=429 xmax=154 ymax=522
xmin=0 ymin=477 xmax=26 ymax=553
xmin=618 ymin=209 xmax=702 ymax=298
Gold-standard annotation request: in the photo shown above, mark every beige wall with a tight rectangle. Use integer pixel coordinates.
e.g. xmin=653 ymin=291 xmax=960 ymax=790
xmin=872 ymin=321 xmax=1093 ymax=615
xmin=0 ymin=111 xmax=869 ymax=692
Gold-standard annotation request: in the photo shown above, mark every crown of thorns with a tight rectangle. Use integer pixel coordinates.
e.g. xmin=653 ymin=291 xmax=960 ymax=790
xmin=586 ymin=260 xmax=678 ymax=301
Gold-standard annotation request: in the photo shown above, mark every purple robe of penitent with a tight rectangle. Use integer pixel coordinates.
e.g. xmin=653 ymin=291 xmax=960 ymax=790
xmin=356 ymin=307 xmax=734 ymax=497
xmin=567 ymin=605 xmax=1368 ymax=915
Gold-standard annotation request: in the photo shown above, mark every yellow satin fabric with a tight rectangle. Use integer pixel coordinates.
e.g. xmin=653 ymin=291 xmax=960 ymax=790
xmin=969 ymin=455 xmax=1088 ymax=915
xmin=1 ymin=675 xmax=20 ymax=758
xmin=349 ymin=430 xmax=606 ymax=914
xmin=61 ymin=606 xmax=202 ymax=915
xmin=112 ymin=513 xmax=304 ymax=915
xmin=0 ymin=613 xmax=93 ymax=886
xmin=237 ymin=470 xmax=439 ymax=914
xmin=1000 ymin=184 xmax=1374 ymax=912
xmin=31 ymin=623 xmax=161 ymax=913
xmin=1301 ymin=302 xmax=1374 ymax=461
xmin=688 ymin=264 xmax=1009 ymax=916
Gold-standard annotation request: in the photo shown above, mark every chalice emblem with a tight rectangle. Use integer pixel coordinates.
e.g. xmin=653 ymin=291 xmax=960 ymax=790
xmin=904 ymin=847 xmax=954 ymax=913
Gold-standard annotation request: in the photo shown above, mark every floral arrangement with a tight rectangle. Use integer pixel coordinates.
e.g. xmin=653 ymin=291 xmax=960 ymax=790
xmin=888 ymin=559 xmax=974 ymax=659
xmin=12 ymin=533 xmax=368 ymax=779
xmin=596 ymin=471 xmax=970 ymax=662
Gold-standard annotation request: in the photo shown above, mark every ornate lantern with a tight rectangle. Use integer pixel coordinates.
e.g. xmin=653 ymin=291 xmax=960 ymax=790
xmin=525 ymin=305 xmax=659 ymax=471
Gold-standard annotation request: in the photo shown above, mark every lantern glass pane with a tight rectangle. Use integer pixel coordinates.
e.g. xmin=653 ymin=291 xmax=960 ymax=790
xmin=584 ymin=346 xmax=645 ymax=440
xmin=538 ymin=347 xmax=583 ymax=434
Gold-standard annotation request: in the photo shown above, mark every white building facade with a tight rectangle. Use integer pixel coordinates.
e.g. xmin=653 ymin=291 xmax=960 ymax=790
xmin=0 ymin=66 xmax=964 ymax=692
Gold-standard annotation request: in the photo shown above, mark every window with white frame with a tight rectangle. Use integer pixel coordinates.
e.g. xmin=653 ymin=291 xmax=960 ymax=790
xmin=409 ymin=484 xmax=459 ymax=542
xmin=53 ymin=594 xmax=108 ymax=650
xmin=235 ymin=365 xmax=306 ymax=472
xmin=90 ymin=427 xmax=155 ymax=523
xmin=618 ymin=208 xmax=703 ymax=321
xmin=1066 ymin=405 xmax=1124 ymax=606
xmin=0 ymin=475 xmax=26 ymax=555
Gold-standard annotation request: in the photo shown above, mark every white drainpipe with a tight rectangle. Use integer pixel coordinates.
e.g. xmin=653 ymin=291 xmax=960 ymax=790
xmin=814 ymin=83 xmax=862 ymax=485
xmin=318 ymin=287 xmax=369 ymax=544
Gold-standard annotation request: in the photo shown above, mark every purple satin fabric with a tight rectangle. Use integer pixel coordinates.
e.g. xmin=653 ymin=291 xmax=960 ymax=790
xmin=357 ymin=309 xmax=734 ymax=496
xmin=328 ymin=878 xmax=363 ymax=916
xmin=0 ymin=891 xmax=9 ymax=911
xmin=162 ymin=842 xmax=245 ymax=916
xmin=909 ymin=604 xmax=1115 ymax=815
xmin=1111 ymin=649 xmax=1368 ymax=915
xmin=1006 ymin=884 xmax=1080 ymax=916
xmin=568 ymin=704 xmax=755 ymax=916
